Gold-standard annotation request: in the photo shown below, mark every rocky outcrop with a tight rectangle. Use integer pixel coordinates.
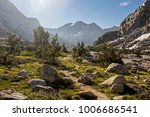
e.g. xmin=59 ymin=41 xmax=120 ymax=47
xmin=94 ymin=0 xmax=150 ymax=52
xmin=105 ymin=63 xmax=129 ymax=75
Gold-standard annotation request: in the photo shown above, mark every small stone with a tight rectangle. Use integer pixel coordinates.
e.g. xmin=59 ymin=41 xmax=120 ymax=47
xmin=13 ymin=76 xmax=25 ymax=82
xmin=113 ymin=96 xmax=126 ymax=100
xmin=32 ymin=85 xmax=57 ymax=96
xmin=85 ymin=68 xmax=96 ymax=74
xmin=17 ymin=70 xmax=29 ymax=78
xmin=78 ymin=73 xmax=96 ymax=85
xmin=27 ymin=79 xmax=47 ymax=88
xmin=76 ymin=91 xmax=97 ymax=100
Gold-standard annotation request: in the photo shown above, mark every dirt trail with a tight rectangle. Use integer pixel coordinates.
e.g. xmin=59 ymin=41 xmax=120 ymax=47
xmin=59 ymin=70 xmax=109 ymax=100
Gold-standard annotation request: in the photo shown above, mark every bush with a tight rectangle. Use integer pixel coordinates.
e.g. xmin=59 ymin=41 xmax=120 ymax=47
xmin=97 ymin=43 xmax=123 ymax=67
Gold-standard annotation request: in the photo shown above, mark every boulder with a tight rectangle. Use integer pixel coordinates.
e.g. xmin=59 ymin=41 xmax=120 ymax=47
xmin=13 ymin=76 xmax=25 ymax=82
xmin=110 ymin=84 xmax=124 ymax=94
xmin=32 ymin=85 xmax=57 ymax=95
xmin=113 ymin=96 xmax=126 ymax=100
xmin=105 ymin=63 xmax=129 ymax=75
xmin=85 ymin=68 xmax=96 ymax=74
xmin=27 ymin=79 xmax=46 ymax=88
xmin=78 ymin=73 xmax=96 ymax=85
xmin=17 ymin=70 xmax=29 ymax=78
xmin=101 ymin=75 xmax=127 ymax=87
xmin=76 ymin=91 xmax=97 ymax=100
xmin=63 ymin=77 xmax=74 ymax=86
xmin=40 ymin=64 xmax=58 ymax=83
xmin=0 ymin=90 xmax=27 ymax=100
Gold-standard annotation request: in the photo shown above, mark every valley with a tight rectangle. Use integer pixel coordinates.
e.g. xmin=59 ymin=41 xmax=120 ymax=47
xmin=0 ymin=0 xmax=150 ymax=100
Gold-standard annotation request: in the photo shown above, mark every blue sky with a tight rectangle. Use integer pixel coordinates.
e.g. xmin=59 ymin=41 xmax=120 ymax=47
xmin=9 ymin=0 xmax=144 ymax=28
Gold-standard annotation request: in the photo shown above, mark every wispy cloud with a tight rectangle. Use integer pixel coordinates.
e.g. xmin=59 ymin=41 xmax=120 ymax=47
xmin=120 ymin=1 xmax=130 ymax=7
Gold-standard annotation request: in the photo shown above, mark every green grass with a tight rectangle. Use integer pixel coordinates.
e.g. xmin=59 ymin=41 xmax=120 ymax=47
xmin=0 ymin=53 xmax=150 ymax=100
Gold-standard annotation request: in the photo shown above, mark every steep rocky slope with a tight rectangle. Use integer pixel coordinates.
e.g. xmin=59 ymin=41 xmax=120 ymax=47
xmin=94 ymin=0 xmax=150 ymax=52
xmin=0 ymin=0 xmax=40 ymax=40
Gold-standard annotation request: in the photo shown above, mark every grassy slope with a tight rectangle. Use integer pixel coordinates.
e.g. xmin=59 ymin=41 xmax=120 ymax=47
xmin=0 ymin=53 xmax=149 ymax=100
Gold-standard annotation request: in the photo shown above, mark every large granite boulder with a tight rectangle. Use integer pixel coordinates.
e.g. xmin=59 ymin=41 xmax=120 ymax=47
xmin=101 ymin=75 xmax=127 ymax=87
xmin=40 ymin=64 xmax=58 ymax=83
xmin=105 ymin=63 xmax=129 ymax=75
xmin=110 ymin=84 xmax=124 ymax=94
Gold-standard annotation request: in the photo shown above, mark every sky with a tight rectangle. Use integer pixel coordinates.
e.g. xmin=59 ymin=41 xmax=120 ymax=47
xmin=9 ymin=0 xmax=145 ymax=29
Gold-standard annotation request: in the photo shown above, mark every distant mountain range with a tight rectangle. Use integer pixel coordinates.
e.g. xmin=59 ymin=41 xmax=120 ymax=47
xmin=0 ymin=0 xmax=40 ymax=40
xmin=94 ymin=0 xmax=150 ymax=52
xmin=46 ymin=21 xmax=118 ymax=46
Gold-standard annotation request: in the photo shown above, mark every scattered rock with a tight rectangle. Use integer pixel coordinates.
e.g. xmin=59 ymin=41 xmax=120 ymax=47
xmin=110 ymin=84 xmax=124 ymax=94
xmin=76 ymin=91 xmax=97 ymax=100
xmin=0 ymin=75 xmax=9 ymax=80
xmin=134 ymin=76 xmax=140 ymax=80
xmin=78 ymin=73 xmax=96 ymax=85
xmin=17 ymin=70 xmax=29 ymax=78
xmin=0 ymin=90 xmax=27 ymax=100
xmin=113 ymin=96 xmax=126 ymax=100
xmin=144 ymin=79 xmax=150 ymax=83
xmin=40 ymin=64 xmax=58 ymax=83
xmin=63 ymin=77 xmax=74 ymax=86
xmin=85 ymin=68 xmax=96 ymax=74
xmin=105 ymin=63 xmax=129 ymax=75
xmin=32 ymin=85 xmax=57 ymax=95
xmin=101 ymin=75 xmax=127 ymax=87
xmin=13 ymin=76 xmax=25 ymax=82
xmin=69 ymin=71 xmax=78 ymax=76
xmin=27 ymin=79 xmax=46 ymax=88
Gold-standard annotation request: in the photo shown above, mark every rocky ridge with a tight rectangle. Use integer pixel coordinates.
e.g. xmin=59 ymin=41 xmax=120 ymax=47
xmin=94 ymin=0 xmax=150 ymax=52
